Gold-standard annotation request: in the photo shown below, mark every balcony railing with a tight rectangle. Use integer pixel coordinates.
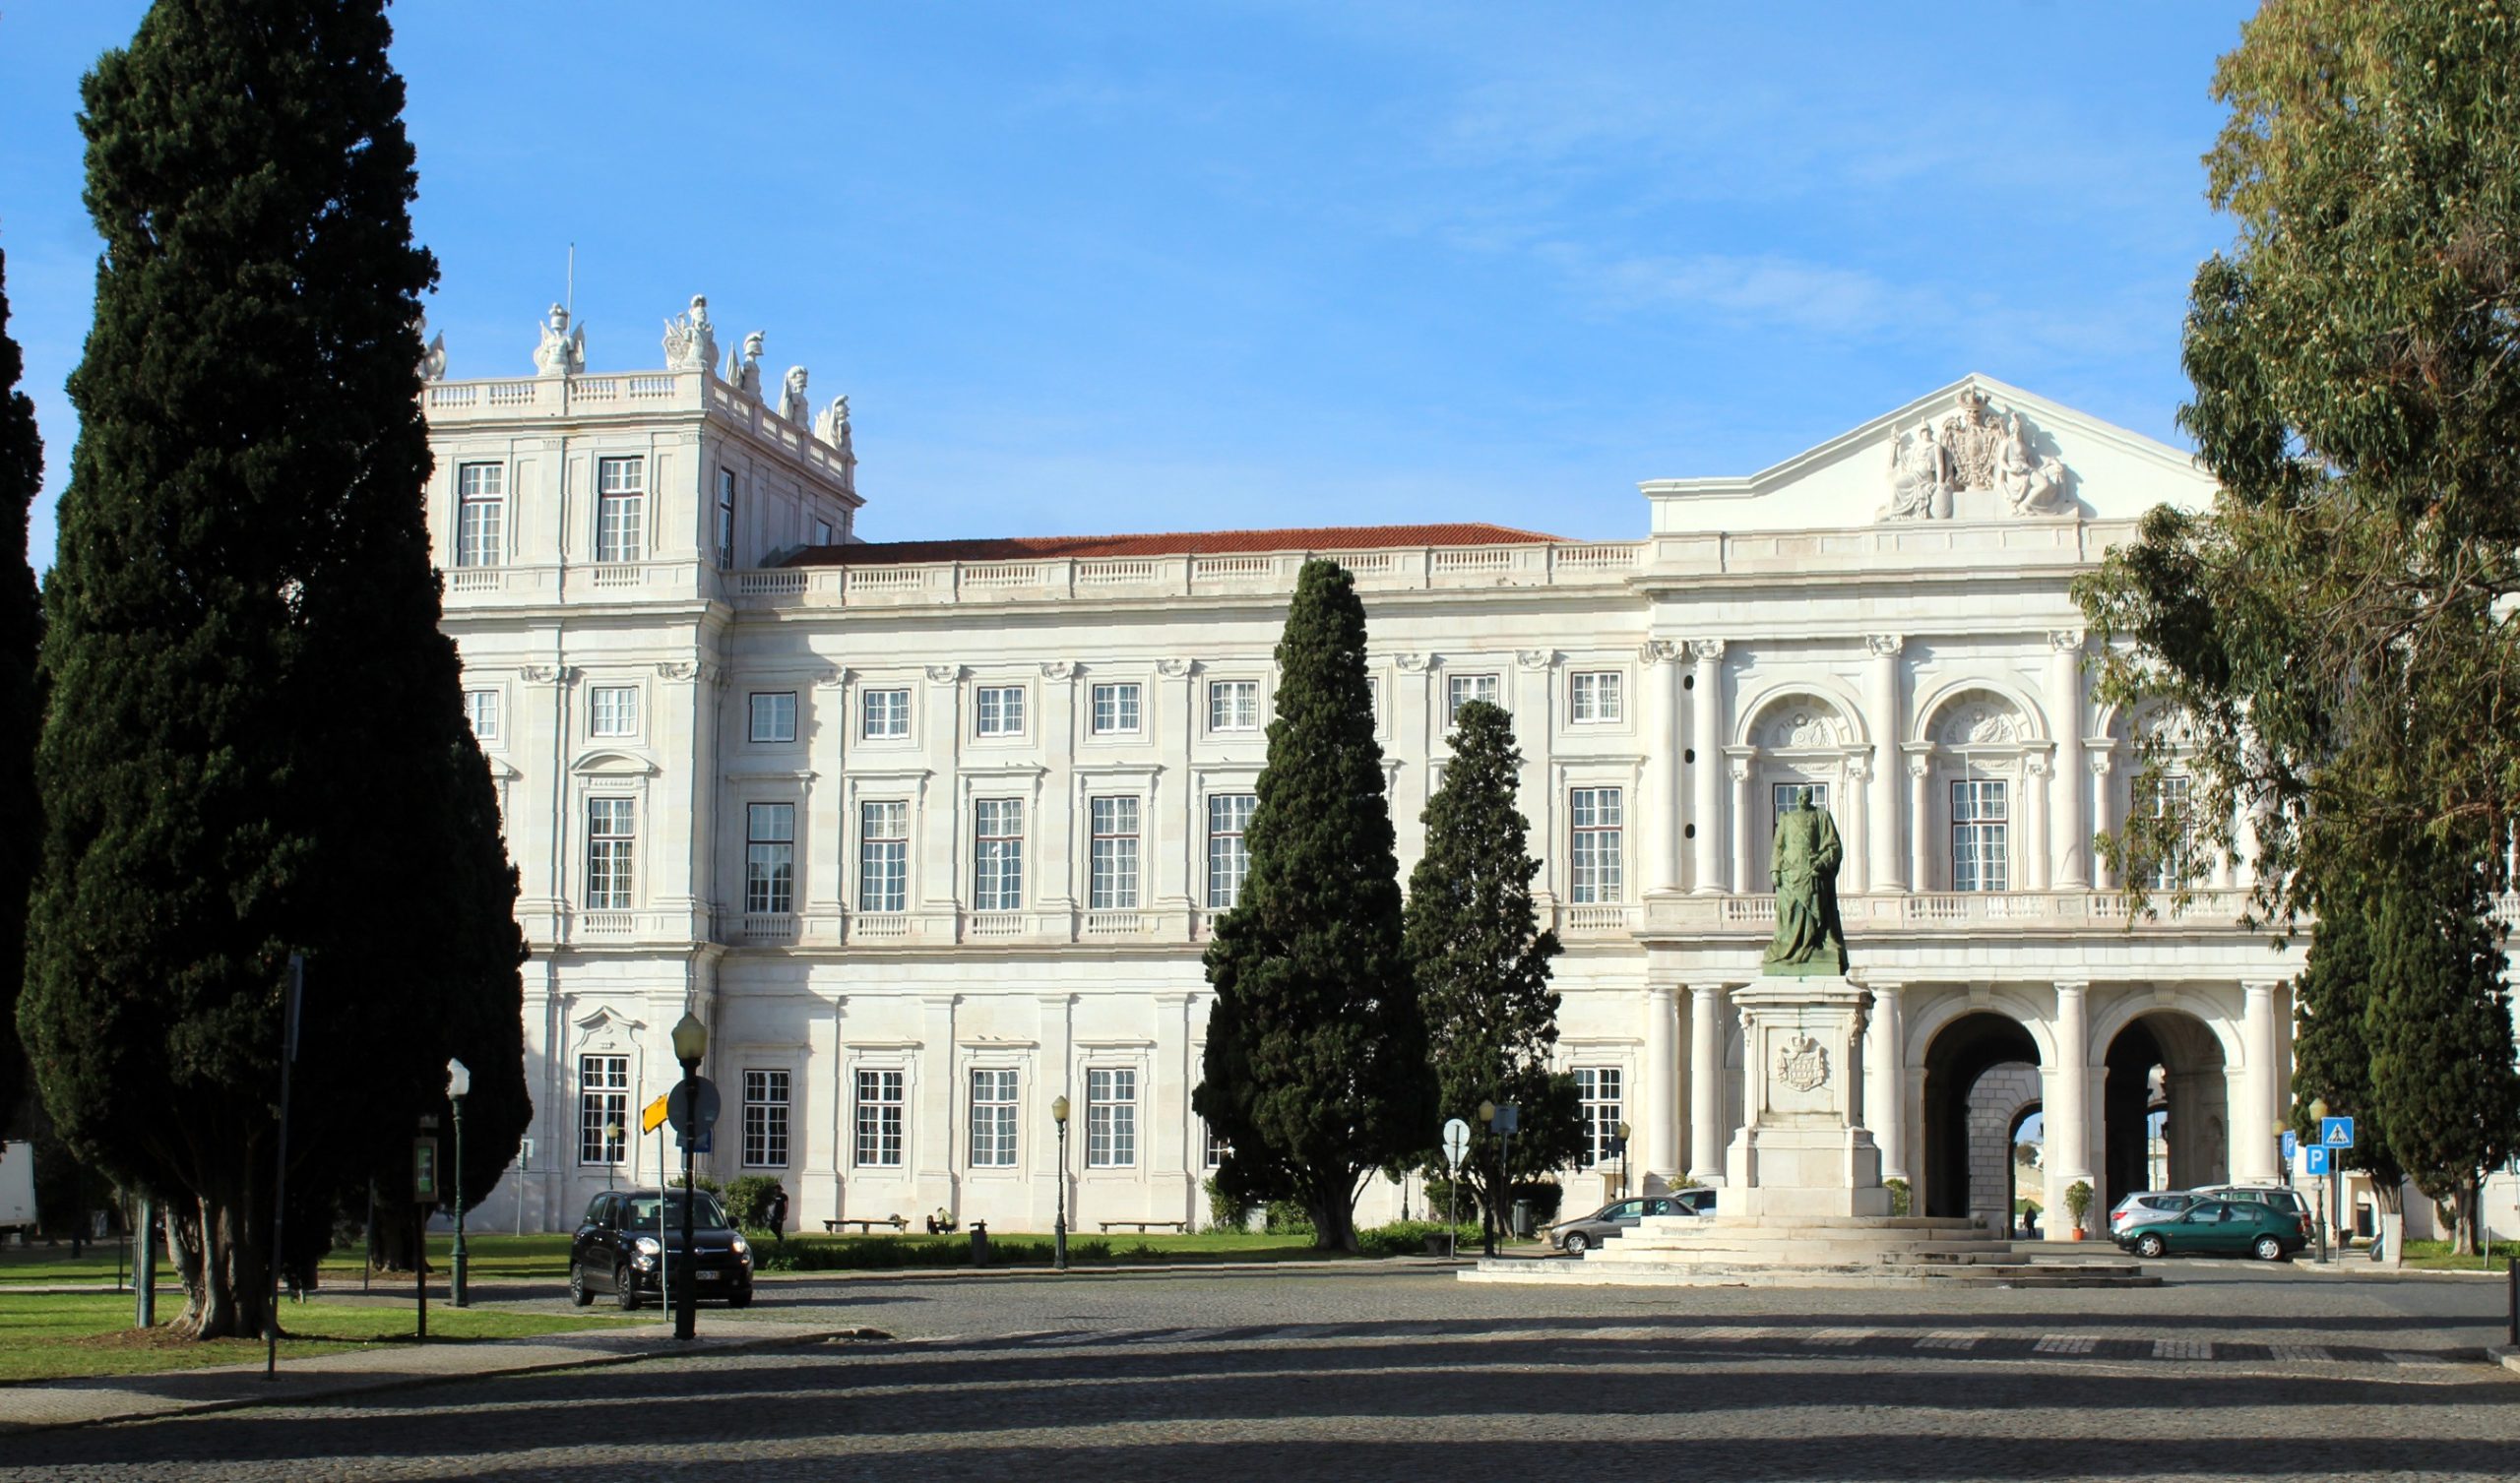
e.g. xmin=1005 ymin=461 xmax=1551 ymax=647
xmin=1647 ymin=889 xmax=2266 ymax=936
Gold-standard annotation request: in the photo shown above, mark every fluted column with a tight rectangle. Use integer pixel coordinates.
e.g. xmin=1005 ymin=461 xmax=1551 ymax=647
xmin=1642 ymin=985 xmax=1679 ymax=1182
xmin=1643 ymin=642 xmax=1685 ymax=895
xmin=1688 ymin=641 xmax=1726 ymax=894
xmin=1688 ymin=983 xmax=1727 ymax=1183
xmin=1865 ymin=981 xmax=1908 ymax=1182
xmin=2049 ymin=631 xmax=2089 ymax=888
xmin=2042 ymin=981 xmax=2093 ymax=1230
xmin=2235 ymin=980 xmax=2281 ymax=1182
xmin=1866 ymin=635 xmax=1906 ymax=891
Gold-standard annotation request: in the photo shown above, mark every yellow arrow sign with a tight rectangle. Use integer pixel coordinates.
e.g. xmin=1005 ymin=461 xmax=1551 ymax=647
xmin=641 ymin=1093 xmax=670 ymax=1135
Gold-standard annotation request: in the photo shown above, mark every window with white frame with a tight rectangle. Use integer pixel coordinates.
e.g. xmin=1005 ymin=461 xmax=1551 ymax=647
xmin=2144 ymin=772 xmax=2194 ymax=891
xmin=742 ymin=1069 xmax=789 ymax=1167
xmin=1950 ymin=777 xmax=2010 ymax=893
xmin=858 ymin=801 xmax=909 ymax=913
xmin=1208 ymin=679 xmax=1260 ymax=731
xmin=1446 ymin=672 xmax=1500 ymax=724
xmin=1772 ymin=781 xmax=1830 ymax=837
xmin=464 ymin=689 xmax=499 ymax=743
xmin=595 ymin=457 xmax=644 ymax=563
xmin=1570 ymin=670 xmax=1622 ymax=724
xmin=1203 ymin=1121 xmax=1228 ymax=1168
xmin=1087 ymin=1067 xmax=1137 ymax=1167
xmin=585 ymin=797 xmax=636 ymax=908
xmin=579 ymin=1054 xmax=629 ymax=1164
xmin=715 ymin=467 xmax=737 ymax=570
xmin=1569 ymin=787 xmax=1624 ymax=903
xmin=972 ymin=798 xmax=1024 ymax=910
xmin=1089 ymin=796 xmax=1140 ymax=910
xmin=975 ymin=685 xmax=1026 ymax=738
xmin=589 ymin=685 xmax=638 ymax=738
xmin=749 ymin=691 xmax=796 ymax=743
xmin=454 ymin=463 xmax=504 ymax=569
xmin=745 ymin=803 xmax=795 ymax=914
xmin=852 ymin=1069 xmax=904 ymax=1166
xmin=862 ymin=688 xmax=910 ymax=740
xmin=1207 ymin=793 xmax=1257 ymax=909
xmin=970 ymin=1068 xmax=1018 ymax=1168
xmin=1573 ymin=1067 xmax=1623 ymax=1168
xmin=1091 ymin=682 xmax=1141 ymax=735
xmin=1366 ymin=676 xmax=1383 ymax=729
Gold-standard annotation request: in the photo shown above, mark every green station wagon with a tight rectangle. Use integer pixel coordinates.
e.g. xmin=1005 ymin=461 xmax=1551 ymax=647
xmin=2113 ymin=1197 xmax=2306 ymax=1263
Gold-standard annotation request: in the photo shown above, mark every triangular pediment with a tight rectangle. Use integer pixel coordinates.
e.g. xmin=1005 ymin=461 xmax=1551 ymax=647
xmin=1640 ymin=374 xmax=2216 ymax=536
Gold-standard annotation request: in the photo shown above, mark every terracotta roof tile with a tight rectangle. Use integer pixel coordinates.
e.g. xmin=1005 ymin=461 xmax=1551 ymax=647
xmin=784 ymin=522 xmax=1563 ymax=567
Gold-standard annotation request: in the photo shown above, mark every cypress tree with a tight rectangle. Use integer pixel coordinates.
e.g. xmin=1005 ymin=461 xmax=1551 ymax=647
xmin=1195 ymin=559 xmax=1433 ymax=1251
xmin=1405 ymin=701 xmax=1580 ymax=1256
xmin=22 ymin=0 xmax=526 ymax=1337
xmin=0 ymin=249 xmax=41 ymax=1127
xmin=2286 ymin=866 xmax=2404 ymax=1210
xmin=2364 ymin=834 xmax=2520 ymax=1255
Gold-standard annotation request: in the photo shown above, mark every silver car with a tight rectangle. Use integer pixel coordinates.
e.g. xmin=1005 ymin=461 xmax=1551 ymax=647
xmin=1548 ymin=1189 xmax=1716 ymax=1255
xmin=2107 ymin=1191 xmax=2197 ymax=1239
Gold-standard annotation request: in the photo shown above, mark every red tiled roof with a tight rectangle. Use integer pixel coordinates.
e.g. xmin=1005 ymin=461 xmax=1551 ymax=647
xmin=783 ymin=523 xmax=1563 ymax=567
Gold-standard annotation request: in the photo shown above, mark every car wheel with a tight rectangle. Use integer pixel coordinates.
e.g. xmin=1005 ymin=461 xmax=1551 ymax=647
xmin=568 ymin=1261 xmax=593 ymax=1308
xmin=2135 ymin=1233 xmax=2166 ymax=1259
xmin=727 ymin=1288 xmax=754 ymax=1309
xmin=2253 ymin=1235 xmax=2286 ymax=1263
xmin=614 ymin=1262 xmax=641 ymax=1310
xmin=1562 ymin=1231 xmax=1591 ymax=1256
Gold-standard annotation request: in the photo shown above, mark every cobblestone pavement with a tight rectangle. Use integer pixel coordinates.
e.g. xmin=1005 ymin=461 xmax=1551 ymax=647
xmin=5 ymin=1264 xmax=2515 ymax=1481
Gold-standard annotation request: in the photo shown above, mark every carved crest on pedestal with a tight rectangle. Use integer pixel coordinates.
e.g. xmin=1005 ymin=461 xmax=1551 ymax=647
xmin=1776 ymin=1031 xmax=1830 ymax=1092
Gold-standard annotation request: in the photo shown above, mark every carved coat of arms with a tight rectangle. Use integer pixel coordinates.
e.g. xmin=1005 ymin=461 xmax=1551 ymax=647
xmin=1776 ymin=1031 xmax=1829 ymax=1092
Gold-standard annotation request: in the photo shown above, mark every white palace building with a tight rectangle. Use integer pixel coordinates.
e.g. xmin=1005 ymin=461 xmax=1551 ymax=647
xmin=424 ymin=299 xmax=2333 ymax=1241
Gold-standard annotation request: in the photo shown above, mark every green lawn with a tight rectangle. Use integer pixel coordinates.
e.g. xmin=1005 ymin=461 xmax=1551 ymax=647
xmin=0 ymin=1232 xmax=578 ymax=1287
xmin=2392 ymin=1237 xmax=2519 ymax=1271
xmin=0 ymin=1292 xmax=633 ymax=1385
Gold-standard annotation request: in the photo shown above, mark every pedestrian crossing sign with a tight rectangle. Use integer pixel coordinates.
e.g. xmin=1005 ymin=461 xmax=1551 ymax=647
xmin=2321 ymin=1116 xmax=2355 ymax=1148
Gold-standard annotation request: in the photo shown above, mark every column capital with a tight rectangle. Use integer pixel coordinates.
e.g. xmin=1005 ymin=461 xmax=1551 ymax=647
xmin=2048 ymin=628 xmax=2088 ymax=654
xmin=2052 ymin=979 xmax=2092 ymax=996
xmin=1639 ymin=639 xmax=1684 ymax=665
xmin=1689 ymin=638 xmax=1728 ymax=663
xmin=1645 ymin=982 xmax=1677 ymax=1004
xmin=1865 ymin=633 xmax=1905 ymax=658
xmin=2241 ymin=979 xmax=2282 ymax=998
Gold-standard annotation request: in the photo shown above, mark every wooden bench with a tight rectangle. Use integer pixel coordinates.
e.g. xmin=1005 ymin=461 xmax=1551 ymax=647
xmin=823 ymin=1216 xmax=908 ymax=1234
xmin=1098 ymin=1219 xmax=1188 ymax=1234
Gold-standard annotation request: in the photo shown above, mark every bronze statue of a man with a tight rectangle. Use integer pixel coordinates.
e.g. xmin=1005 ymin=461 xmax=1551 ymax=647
xmin=1762 ymin=789 xmax=1848 ymax=975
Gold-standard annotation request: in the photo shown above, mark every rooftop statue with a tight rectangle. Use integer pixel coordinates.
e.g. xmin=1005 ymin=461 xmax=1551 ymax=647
xmin=817 ymin=394 xmax=852 ymax=454
xmin=780 ymin=365 xmax=811 ymax=425
xmin=417 ymin=316 xmax=447 ymax=383
xmin=533 ymin=303 xmax=585 ymax=377
xmin=1762 ymin=789 xmax=1849 ymax=976
xmin=724 ymin=331 xmax=765 ymax=398
xmin=662 ymin=294 xmax=718 ymax=373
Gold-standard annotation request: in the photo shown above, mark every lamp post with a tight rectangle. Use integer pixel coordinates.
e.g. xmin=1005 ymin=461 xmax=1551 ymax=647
xmin=605 ymin=1121 xmax=621 ymax=1190
xmin=2308 ymin=1096 xmax=2333 ymax=1264
xmin=669 ymin=1011 xmax=708 ymax=1340
xmin=1478 ymin=1099 xmax=1499 ymax=1257
xmin=1616 ymin=1119 xmax=1633 ymax=1200
xmin=1051 ymin=1095 xmax=1071 ymax=1271
xmin=447 ymin=1058 xmax=472 ymax=1308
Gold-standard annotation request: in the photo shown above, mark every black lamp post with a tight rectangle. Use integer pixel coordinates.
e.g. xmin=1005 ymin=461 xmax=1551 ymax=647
xmin=1616 ymin=1119 xmax=1632 ymax=1200
xmin=670 ymin=1011 xmax=708 ymax=1340
xmin=447 ymin=1058 xmax=472 ymax=1308
xmin=1051 ymin=1094 xmax=1071 ymax=1271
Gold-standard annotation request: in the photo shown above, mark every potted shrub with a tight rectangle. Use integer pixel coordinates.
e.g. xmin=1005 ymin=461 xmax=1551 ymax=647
xmin=2064 ymin=1180 xmax=2094 ymax=1240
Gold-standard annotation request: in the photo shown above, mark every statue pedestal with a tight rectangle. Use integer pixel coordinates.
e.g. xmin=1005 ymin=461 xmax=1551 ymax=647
xmin=1723 ymin=977 xmax=1888 ymax=1219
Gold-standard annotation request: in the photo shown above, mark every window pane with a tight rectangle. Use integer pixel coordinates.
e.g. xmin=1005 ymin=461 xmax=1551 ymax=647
xmin=590 ymin=686 xmax=638 ymax=737
xmin=1092 ymin=683 xmax=1140 ymax=734
xmin=1575 ymin=1067 xmax=1624 ymax=1167
xmin=746 ymin=803 xmax=796 ymax=914
xmin=1088 ymin=1067 xmax=1136 ymax=1167
xmin=1207 ymin=793 xmax=1257 ymax=909
xmin=1570 ymin=787 xmax=1623 ymax=903
xmin=742 ymin=1069 xmax=789 ymax=1168
xmin=749 ymin=692 xmax=797 ymax=743
xmin=1089 ymin=796 xmax=1141 ymax=910
xmin=970 ymin=1068 xmax=1019 ymax=1167
xmin=974 ymin=798 xmax=1024 ymax=909
xmin=586 ymin=797 xmax=636 ymax=908
xmin=853 ymin=1069 xmax=904 ymax=1166
xmin=858 ymin=801 xmax=908 ymax=912
xmin=579 ymin=1055 xmax=629 ymax=1164
xmin=465 ymin=690 xmax=499 ymax=742
xmin=863 ymin=689 xmax=910 ymax=739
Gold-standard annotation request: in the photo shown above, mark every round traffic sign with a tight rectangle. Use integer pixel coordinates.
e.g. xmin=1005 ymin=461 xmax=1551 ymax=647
xmin=666 ymin=1078 xmax=722 ymax=1136
xmin=1441 ymin=1117 xmax=1471 ymax=1169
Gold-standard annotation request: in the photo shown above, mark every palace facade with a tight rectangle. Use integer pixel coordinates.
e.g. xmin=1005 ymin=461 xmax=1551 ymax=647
xmin=422 ymin=306 xmax=2331 ymax=1240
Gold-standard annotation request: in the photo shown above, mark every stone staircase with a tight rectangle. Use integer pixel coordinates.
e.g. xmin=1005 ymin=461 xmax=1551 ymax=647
xmin=1461 ymin=1213 xmax=2157 ymax=1289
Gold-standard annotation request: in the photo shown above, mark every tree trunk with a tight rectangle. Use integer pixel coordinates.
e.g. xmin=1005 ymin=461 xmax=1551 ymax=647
xmin=176 ymin=1181 xmax=271 ymax=1339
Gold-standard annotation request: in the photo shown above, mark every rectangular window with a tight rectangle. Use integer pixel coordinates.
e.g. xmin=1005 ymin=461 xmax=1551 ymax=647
xmin=595 ymin=457 xmax=645 ymax=563
xmin=1207 ymin=793 xmax=1257 ymax=909
xmin=2146 ymin=772 xmax=2194 ymax=891
xmin=1570 ymin=670 xmax=1622 ymax=724
xmin=858 ymin=801 xmax=909 ymax=913
xmin=970 ymin=1069 xmax=1018 ymax=1168
xmin=1446 ymin=672 xmax=1500 ymax=724
xmin=1950 ymin=778 xmax=2010 ymax=893
xmin=1773 ymin=781 xmax=1831 ymax=830
xmin=1574 ymin=1067 xmax=1624 ymax=1168
xmin=585 ymin=796 xmax=636 ymax=908
xmin=973 ymin=798 xmax=1024 ymax=910
xmin=1204 ymin=1122 xmax=1228 ymax=1169
xmin=813 ymin=519 xmax=834 ymax=545
xmin=1089 ymin=796 xmax=1141 ymax=910
xmin=1087 ymin=1068 xmax=1137 ymax=1168
xmin=1208 ymin=679 xmax=1261 ymax=731
xmin=749 ymin=691 xmax=797 ymax=743
xmin=455 ymin=463 xmax=504 ymax=569
xmin=742 ymin=1069 xmax=790 ymax=1168
xmin=578 ymin=1055 xmax=629 ymax=1164
xmin=715 ymin=467 xmax=737 ymax=570
xmin=1091 ymin=682 xmax=1141 ymax=736
xmin=861 ymin=688 xmax=911 ymax=740
xmin=464 ymin=689 xmax=499 ymax=743
xmin=1569 ymin=787 xmax=1624 ymax=903
xmin=745 ymin=803 xmax=795 ymax=914
xmin=589 ymin=685 xmax=638 ymax=738
xmin=975 ymin=685 xmax=1026 ymax=738
xmin=852 ymin=1069 xmax=904 ymax=1167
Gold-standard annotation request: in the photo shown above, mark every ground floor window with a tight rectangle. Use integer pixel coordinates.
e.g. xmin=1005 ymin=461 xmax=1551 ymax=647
xmin=854 ymin=1069 xmax=905 ymax=1167
xmin=1087 ymin=1068 xmax=1137 ymax=1167
xmin=579 ymin=1055 xmax=628 ymax=1164
xmin=1573 ymin=1067 xmax=1623 ymax=1168
xmin=971 ymin=1069 xmax=1019 ymax=1168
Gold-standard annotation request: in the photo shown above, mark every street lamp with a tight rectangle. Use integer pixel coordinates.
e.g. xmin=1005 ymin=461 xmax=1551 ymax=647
xmin=1615 ymin=1119 xmax=1633 ymax=1199
xmin=1478 ymin=1099 xmax=1500 ymax=1256
xmin=669 ymin=1010 xmax=708 ymax=1340
xmin=446 ymin=1058 xmax=472 ymax=1308
xmin=1050 ymin=1095 xmax=1071 ymax=1271
xmin=2308 ymin=1096 xmax=2333 ymax=1263
xmin=604 ymin=1121 xmax=621 ymax=1190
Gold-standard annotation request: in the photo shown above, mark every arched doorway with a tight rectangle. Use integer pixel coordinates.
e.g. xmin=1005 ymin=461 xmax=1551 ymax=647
xmin=2103 ymin=1012 xmax=2228 ymax=1201
xmin=1922 ymin=1012 xmax=2042 ymax=1221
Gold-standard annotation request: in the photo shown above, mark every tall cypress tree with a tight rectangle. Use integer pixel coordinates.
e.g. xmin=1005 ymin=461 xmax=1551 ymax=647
xmin=0 ymin=248 xmax=42 ymax=1126
xmin=2286 ymin=867 xmax=2404 ymax=1210
xmin=1195 ymin=560 xmax=1433 ymax=1251
xmin=22 ymin=0 xmax=526 ymax=1337
xmin=1405 ymin=701 xmax=1579 ymax=1256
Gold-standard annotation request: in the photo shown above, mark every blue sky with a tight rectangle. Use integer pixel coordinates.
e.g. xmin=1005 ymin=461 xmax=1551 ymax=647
xmin=2 ymin=1 xmax=2258 ymax=566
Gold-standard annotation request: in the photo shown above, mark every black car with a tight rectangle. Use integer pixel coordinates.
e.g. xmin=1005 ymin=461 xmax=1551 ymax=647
xmin=569 ymin=1189 xmax=756 ymax=1309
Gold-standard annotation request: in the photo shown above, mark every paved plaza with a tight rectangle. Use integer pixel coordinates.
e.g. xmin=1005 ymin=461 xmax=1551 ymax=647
xmin=3 ymin=1263 xmax=2516 ymax=1481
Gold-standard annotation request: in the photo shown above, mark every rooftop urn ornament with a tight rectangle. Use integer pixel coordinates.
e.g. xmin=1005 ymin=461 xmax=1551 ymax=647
xmin=724 ymin=331 xmax=766 ymax=398
xmin=662 ymin=294 xmax=718 ymax=373
xmin=1761 ymin=788 xmax=1848 ymax=975
xmin=780 ymin=366 xmax=811 ymax=425
xmin=533 ymin=303 xmax=586 ymax=377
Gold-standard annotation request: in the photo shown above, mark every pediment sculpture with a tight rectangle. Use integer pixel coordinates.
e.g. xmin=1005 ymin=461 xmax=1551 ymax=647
xmin=1879 ymin=388 xmax=2073 ymax=521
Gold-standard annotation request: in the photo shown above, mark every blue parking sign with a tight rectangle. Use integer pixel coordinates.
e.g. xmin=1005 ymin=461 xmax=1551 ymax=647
xmin=2280 ymin=1130 xmax=2298 ymax=1160
xmin=2303 ymin=1145 xmax=2332 ymax=1176
xmin=2321 ymin=1116 xmax=2355 ymax=1148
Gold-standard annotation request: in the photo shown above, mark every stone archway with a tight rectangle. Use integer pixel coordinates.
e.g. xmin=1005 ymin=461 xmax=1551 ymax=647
xmin=1922 ymin=1011 xmax=2042 ymax=1220
xmin=2104 ymin=1011 xmax=2228 ymax=1201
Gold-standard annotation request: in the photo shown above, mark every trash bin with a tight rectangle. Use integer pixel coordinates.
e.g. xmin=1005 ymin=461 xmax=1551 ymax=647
xmin=969 ymin=1220 xmax=989 ymax=1267
xmin=1511 ymin=1200 xmax=1534 ymax=1239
